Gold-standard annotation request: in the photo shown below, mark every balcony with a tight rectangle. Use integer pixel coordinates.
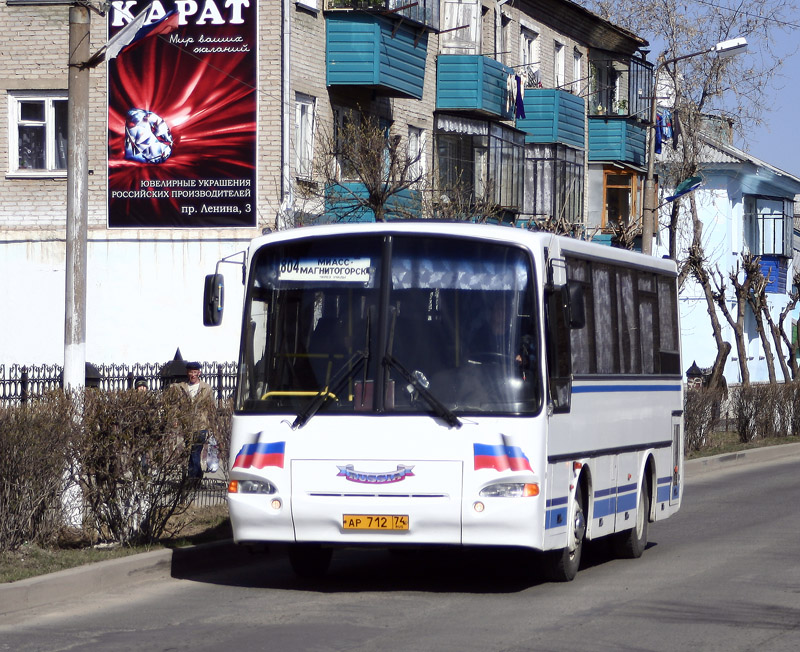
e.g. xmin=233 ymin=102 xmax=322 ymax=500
xmin=326 ymin=14 xmax=428 ymax=100
xmin=588 ymin=117 xmax=647 ymax=166
xmin=515 ymin=89 xmax=585 ymax=149
xmin=323 ymin=182 xmax=420 ymax=222
xmin=325 ymin=0 xmax=440 ymax=31
xmin=436 ymin=55 xmax=514 ymax=120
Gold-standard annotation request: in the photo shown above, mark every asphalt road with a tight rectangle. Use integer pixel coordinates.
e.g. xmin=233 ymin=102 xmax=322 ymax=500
xmin=2 ymin=447 xmax=799 ymax=652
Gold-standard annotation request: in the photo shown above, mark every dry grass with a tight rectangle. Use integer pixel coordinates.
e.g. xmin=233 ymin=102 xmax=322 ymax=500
xmin=685 ymin=431 xmax=800 ymax=459
xmin=0 ymin=504 xmax=231 ymax=584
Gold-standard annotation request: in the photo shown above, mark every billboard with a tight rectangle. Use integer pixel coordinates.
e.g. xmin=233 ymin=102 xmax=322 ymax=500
xmin=107 ymin=1 xmax=257 ymax=228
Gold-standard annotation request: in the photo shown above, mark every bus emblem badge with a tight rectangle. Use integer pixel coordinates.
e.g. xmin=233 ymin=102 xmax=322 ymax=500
xmin=337 ymin=464 xmax=415 ymax=484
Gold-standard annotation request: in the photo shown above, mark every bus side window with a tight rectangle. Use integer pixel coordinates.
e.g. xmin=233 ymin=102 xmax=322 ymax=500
xmin=546 ymin=286 xmax=574 ymax=413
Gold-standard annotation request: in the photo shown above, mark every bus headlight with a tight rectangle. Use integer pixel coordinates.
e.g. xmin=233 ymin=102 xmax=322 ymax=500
xmin=479 ymin=483 xmax=539 ymax=498
xmin=228 ymin=479 xmax=276 ymax=494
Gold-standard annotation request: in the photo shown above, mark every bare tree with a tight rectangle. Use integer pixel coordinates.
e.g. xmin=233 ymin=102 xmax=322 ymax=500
xmin=582 ymin=0 xmax=797 ymax=386
xmin=309 ymin=112 xmax=423 ymax=222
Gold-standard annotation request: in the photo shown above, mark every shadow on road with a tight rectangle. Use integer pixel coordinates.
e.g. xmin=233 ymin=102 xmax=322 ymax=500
xmin=171 ymin=538 xmax=656 ymax=594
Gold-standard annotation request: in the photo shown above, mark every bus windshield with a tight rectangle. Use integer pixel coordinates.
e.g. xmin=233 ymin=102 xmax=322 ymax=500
xmin=237 ymin=233 xmax=542 ymax=419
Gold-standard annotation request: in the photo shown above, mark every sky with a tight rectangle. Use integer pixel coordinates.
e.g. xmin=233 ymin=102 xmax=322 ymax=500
xmin=738 ymin=46 xmax=800 ymax=176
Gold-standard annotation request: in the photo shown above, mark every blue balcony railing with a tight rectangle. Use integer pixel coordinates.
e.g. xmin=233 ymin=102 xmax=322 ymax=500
xmin=436 ymin=55 xmax=514 ymax=120
xmin=588 ymin=116 xmax=646 ymax=166
xmin=515 ymin=89 xmax=585 ymax=149
xmin=326 ymin=14 xmax=428 ymax=99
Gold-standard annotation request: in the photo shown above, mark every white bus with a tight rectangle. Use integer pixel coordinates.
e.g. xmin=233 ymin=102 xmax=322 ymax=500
xmin=209 ymin=222 xmax=683 ymax=581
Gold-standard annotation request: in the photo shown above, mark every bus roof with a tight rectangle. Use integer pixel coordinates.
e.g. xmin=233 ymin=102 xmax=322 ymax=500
xmin=250 ymin=222 xmax=678 ymax=276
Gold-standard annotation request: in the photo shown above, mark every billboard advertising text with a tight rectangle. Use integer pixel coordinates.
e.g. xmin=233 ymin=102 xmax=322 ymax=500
xmin=107 ymin=1 xmax=257 ymax=228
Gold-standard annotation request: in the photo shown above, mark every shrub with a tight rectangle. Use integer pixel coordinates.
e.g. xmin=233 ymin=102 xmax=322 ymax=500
xmin=0 ymin=392 xmax=75 ymax=552
xmin=73 ymin=387 xmax=202 ymax=546
xmin=684 ymin=388 xmax=723 ymax=452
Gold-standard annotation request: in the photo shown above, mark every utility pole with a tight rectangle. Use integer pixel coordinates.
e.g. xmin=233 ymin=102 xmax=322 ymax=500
xmin=64 ymin=4 xmax=90 ymax=390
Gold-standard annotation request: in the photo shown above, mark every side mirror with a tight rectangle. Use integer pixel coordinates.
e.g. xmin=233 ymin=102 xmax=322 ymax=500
xmin=203 ymin=273 xmax=224 ymax=326
xmin=563 ymin=283 xmax=585 ymax=329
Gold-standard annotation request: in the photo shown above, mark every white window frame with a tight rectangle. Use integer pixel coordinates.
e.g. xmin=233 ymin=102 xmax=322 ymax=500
xmin=554 ymin=41 xmax=565 ymax=89
xmin=572 ymin=48 xmax=582 ymax=95
xmin=520 ymin=27 xmax=540 ymax=88
xmin=294 ymin=93 xmax=316 ymax=181
xmin=7 ymin=90 xmax=68 ymax=177
xmin=407 ymin=126 xmax=426 ymax=185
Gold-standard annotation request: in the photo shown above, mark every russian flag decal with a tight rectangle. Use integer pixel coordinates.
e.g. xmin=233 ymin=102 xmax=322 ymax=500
xmin=233 ymin=441 xmax=285 ymax=469
xmin=474 ymin=443 xmax=532 ymax=472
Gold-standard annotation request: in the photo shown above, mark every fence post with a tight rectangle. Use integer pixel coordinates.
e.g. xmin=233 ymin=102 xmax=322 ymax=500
xmin=216 ymin=364 xmax=223 ymax=404
xmin=21 ymin=366 xmax=29 ymax=405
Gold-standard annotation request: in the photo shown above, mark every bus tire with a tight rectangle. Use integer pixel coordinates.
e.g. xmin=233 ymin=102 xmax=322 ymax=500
xmin=614 ymin=481 xmax=649 ymax=559
xmin=288 ymin=544 xmax=332 ymax=578
xmin=547 ymin=486 xmax=586 ymax=582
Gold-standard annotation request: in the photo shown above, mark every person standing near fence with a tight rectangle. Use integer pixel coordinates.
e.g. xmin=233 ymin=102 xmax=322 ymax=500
xmin=179 ymin=362 xmax=216 ymax=479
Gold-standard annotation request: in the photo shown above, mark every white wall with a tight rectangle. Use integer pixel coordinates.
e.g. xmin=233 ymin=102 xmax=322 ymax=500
xmin=658 ymin=178 xmax=796 ymax=383
xmin=0 ymin=234 xmax=250 ymax=367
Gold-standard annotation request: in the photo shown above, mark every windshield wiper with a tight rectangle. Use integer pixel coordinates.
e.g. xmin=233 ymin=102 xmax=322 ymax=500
xmin=291 ymin=350 xmax=368 ymax=429
xmin=292 ymin=312 xmax=371 ymax=430
xmin=383 ymin=353 xmax=462 ymax=429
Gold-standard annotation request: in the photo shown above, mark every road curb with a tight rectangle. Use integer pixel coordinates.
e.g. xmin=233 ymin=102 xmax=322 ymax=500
xmin=0 ymin=540 xmax=249 ymax=621
xmin=684 ymin=441 xmax=800 ymax=476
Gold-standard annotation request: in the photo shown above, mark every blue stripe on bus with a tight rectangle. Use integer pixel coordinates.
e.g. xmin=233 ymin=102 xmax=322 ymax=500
xmin=657 ymin=485 xmax=671 ymax=503
xmin=616 ymin=491 xmax=637 ymax=512
xmin=572 ymin=384 xmax=681 ymax=393
xmin=545 ymin=506 xmax=567 ymax=529
xmin=593 ymin=496 xmax=616 ymax=518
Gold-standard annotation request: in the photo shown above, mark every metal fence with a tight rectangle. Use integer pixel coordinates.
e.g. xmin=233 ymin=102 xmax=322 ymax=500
xmin=0 ymin=361 xmax=237 ymax=406
xmin=192 ymin=478 xmax=230 ymax=508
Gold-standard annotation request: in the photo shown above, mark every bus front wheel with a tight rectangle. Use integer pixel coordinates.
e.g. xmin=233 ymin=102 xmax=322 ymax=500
xmin=547 ymin=486 xmax=586 ymax=582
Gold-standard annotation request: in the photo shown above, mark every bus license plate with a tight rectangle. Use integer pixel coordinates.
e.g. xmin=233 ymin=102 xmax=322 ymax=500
xmin=343 ymin=514 xmax=409 ymax=531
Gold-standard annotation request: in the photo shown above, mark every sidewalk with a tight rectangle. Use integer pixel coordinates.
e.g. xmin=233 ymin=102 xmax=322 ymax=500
xmin=3 ymin=442 xmax=800 ymax=621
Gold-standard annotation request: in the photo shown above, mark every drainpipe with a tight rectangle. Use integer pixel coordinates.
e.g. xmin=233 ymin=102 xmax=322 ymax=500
xmin=280 ymin=0 xmax=293 ymax=229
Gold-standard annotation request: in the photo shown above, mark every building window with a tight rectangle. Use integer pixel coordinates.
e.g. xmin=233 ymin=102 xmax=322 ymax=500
xmin=295 ymin=93 xmax=316 ymax=180
xmin=499 ymin=12 xmax=512 ymax=66
xmin=407 ymin=126 xmax=425 ymax=184
xmin=745 ymin=195 xmax=794 ymax=257
xmin=332 ymin=106 xmax=362 ymax=181
xmin=441 ymin=0 xmax=480 ymax=55
xmin=603 ymin=169 xmax=642 ymax=230
xmin=435 ymin=116 xmax=523 ymax=211
xmin=526 ymin=144 xmax=584 ymax=225
xmin=588 ymin=59 xmax=620 ymax=116
xmin=8 ymin=91 xmax=68 ymax=175
xmin=554 ymin=41 xmax=565 ymax=88
xmin=520 ymin=27 xmax=540 ymax=88
xmin=572 ymin=49 xmax=582 ymax=95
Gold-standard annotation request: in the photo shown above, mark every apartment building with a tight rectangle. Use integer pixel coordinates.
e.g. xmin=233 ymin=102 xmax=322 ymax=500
xmin=0 ymin=0 xmax=652 ymax=367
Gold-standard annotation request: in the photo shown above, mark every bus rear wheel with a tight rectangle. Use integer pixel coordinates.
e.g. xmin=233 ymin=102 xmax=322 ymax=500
xmin=547 ymin=487 xmax=586 ymax=582
xmin=288 ymin=544 xmax=333 ymax=578
xmin=614 ymin=481 xmax=649 ymax=559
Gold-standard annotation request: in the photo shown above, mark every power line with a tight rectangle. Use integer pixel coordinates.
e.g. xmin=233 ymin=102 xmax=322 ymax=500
xmin=690 ymin=0 xmax=800 ymax=30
